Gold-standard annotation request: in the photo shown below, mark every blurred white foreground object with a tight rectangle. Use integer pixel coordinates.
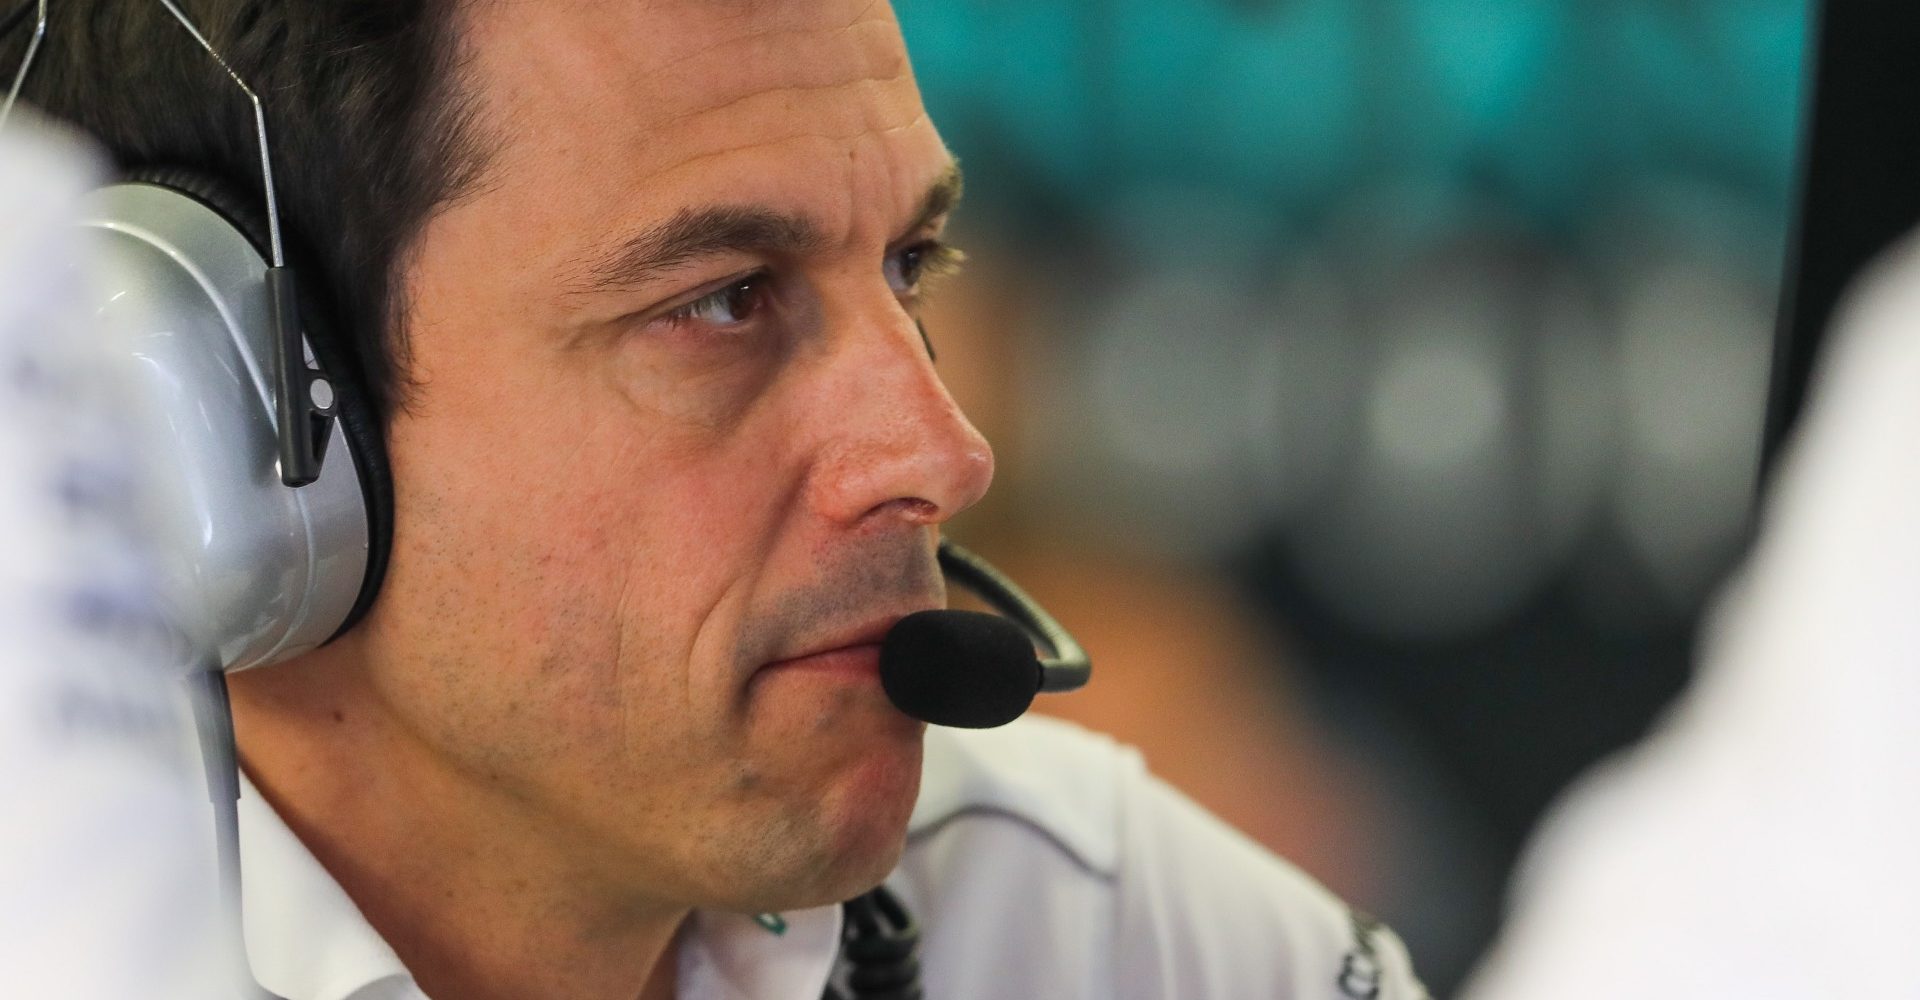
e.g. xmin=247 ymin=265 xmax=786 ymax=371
xmin=0 ymin=113 xmax=218 ymax=997
xmin=1464 ymin=230 xmax=1920 ymax=999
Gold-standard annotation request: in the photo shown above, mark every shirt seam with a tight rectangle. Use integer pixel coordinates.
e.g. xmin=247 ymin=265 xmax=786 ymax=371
xmin=905 ymin=804 xmax=1120 ymax=880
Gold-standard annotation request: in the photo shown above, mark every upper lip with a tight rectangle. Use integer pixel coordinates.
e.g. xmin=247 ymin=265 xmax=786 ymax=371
xmin=765 ymin=609 xmax=931 ymax=666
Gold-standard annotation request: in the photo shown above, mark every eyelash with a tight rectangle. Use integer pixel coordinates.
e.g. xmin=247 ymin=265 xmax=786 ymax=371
xmin=888 ymin=239 xmax=966 ymax=297
xmin=658 ymin=239 xmax=964 ymax=329
xmin=662 ymin=273 xmax=768 ymax=329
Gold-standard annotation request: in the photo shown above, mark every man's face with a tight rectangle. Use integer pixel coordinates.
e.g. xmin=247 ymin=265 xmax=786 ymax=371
xmin=360 ymin=0 xmax=990 ymax=910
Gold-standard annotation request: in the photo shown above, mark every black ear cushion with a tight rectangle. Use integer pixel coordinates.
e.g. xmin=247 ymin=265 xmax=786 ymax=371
xmin=119 ymin=166 xmax=394 ymax=643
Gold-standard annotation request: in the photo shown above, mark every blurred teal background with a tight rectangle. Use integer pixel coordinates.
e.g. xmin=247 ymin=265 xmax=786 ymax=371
xmin=899 ymin=1 xmax=1812 ymax=991
xmin=906 ymin=0 xmax=1804 ymax=226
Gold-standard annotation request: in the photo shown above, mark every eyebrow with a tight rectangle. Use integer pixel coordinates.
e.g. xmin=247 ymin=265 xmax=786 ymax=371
xmin=573 ymin=163 xmax=964 ymax=294
xmin=911 ymin=164 xmax=964 ymax=235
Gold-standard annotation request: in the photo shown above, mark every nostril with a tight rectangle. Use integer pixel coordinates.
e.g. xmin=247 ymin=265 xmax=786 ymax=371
xmin=894 ymin=498 xmax=940 ymax=524
xmin=856 ymin=497 xmax=942 ymax=527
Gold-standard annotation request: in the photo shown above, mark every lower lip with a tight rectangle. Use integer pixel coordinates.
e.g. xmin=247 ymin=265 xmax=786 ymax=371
xmin=761 ymin=643 xmax=883 ymax=679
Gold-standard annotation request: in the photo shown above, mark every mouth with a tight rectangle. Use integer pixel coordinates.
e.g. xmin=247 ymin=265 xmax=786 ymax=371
xmin=761 ymin=642 xmax=885 ymax=679
xmin=754 ymin=613 xmax=918 ymax=682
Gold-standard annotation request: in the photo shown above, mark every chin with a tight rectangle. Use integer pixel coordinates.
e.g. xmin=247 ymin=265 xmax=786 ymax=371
xmin=735 ymin=734 xmax=925 ymax=912
xmin=824 ymin=743 xmax=924 ymax=879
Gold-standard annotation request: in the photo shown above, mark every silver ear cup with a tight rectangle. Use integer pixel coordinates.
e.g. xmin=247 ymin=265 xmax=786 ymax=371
xmin=77 ymin=182 xmax=369 ymax=671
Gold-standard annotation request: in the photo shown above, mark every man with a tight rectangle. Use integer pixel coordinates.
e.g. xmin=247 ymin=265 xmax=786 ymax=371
xmin=8 ymin=2 xmax=1425 ymax=997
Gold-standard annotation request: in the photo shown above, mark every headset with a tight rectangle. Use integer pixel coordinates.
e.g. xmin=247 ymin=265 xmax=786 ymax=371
xmin=3 ymin=3 xmax=1088 ymax=998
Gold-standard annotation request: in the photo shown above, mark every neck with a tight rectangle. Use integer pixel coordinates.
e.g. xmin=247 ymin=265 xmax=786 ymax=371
xmin=229 ymin=647 xmax=683 ymax=1000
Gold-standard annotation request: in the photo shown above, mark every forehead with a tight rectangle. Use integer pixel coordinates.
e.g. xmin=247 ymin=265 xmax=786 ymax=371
xmin=454 ymin=0 xmax=944 ymax=240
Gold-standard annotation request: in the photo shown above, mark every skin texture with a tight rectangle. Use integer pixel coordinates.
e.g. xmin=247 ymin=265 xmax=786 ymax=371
xmin=228 ymin=3 xmax=992 ymax=998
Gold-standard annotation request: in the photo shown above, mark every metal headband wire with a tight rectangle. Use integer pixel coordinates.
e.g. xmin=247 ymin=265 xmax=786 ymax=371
xmin=152 ymin=0 xmax=284 ymax=267
xmin=0 ymin=0 xmax=47 ymax=133
xmin=1 ymin=0 xmax=286 ymax=269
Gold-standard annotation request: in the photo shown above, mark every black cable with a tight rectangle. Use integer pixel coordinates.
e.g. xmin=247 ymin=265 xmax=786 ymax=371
xmin=823 ymin=885 xmax=925 ymax=1000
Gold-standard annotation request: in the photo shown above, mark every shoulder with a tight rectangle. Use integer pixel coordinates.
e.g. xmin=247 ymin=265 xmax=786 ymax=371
xmin=899 ymin=716 xmax=1427 ymax=1000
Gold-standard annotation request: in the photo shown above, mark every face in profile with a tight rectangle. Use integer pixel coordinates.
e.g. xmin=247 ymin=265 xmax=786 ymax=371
xmin=340 ymin=0 xmax=993 ymax=910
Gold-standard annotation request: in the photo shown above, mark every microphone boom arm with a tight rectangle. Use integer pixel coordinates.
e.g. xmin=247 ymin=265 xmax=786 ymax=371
xmin=937 ymin=538 xmax=1091 ymax=693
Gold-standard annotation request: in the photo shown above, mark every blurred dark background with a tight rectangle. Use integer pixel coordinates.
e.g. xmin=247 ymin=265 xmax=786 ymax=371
xmin=898 ymin=1 xmax=1812 ymax=991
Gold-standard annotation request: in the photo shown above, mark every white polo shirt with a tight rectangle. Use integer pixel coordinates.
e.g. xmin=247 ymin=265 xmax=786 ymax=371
xmin=242 ymin=715 xmax=1427 ymax=1000
xmin=0 ymin=114 xmax=224 ymax=1000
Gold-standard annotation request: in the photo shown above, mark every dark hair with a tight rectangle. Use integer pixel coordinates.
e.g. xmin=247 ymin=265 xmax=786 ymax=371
xmin=2 ymin=0 xmax=491 ymax=419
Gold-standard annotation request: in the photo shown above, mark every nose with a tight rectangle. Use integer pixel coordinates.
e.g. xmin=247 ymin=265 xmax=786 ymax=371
xmin=808 ymin=310 xmax=995 ymax=530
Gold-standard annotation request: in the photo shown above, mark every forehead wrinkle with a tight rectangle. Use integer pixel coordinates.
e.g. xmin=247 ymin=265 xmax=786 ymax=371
xmin=655 ymin=68 xmax=911 ymax=136
xmin=460 ymin=0 xmax=904 ymax=159
xmin=643 ymin=127 xmax=955 ymax=245
xmin=633 ymin=105 xmax=932 ymax=193
xmin=520 ymin=60 xmax=922 ymax=223
xmin=630 ymin=1 xmax=898 ymax=89
xmin=644 ymin=21 xmax=907 ymax=134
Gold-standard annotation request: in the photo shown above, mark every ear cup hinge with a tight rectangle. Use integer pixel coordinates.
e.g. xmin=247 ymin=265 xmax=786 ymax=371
xmin=266 ymin=265 xmax=335 ymax=487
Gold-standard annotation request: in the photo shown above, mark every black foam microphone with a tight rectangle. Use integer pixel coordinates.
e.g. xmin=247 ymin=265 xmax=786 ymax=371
xmin=878 ymin=541 xmax=1092 ymax=728
xmin=881 ymin=610 xmax=1039 ymax=728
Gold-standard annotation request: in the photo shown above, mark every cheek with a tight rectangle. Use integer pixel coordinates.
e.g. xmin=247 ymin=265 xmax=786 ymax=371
xmin=373 ymin=304 xmax=817 ymax=740
xmin=378 ymin=388 xmax=764 ymax=700
xmin=375 ymin=401 xmax=651 ymax=713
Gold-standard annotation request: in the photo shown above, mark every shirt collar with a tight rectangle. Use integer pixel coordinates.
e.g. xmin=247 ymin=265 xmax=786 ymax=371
xmin=676 ymin=905 xmax=842 ymax=1000
xmin=237 ymin=775 xmax=844 ymax=1000
xmin=238 ymin=774 xmax=412 ymax=1000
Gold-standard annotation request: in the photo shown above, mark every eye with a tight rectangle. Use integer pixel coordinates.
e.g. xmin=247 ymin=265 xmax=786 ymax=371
xmin=884 ymin=239 xmax=963 ymax=297
xmin=662 ymin=273 xmax=769 ymax=328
